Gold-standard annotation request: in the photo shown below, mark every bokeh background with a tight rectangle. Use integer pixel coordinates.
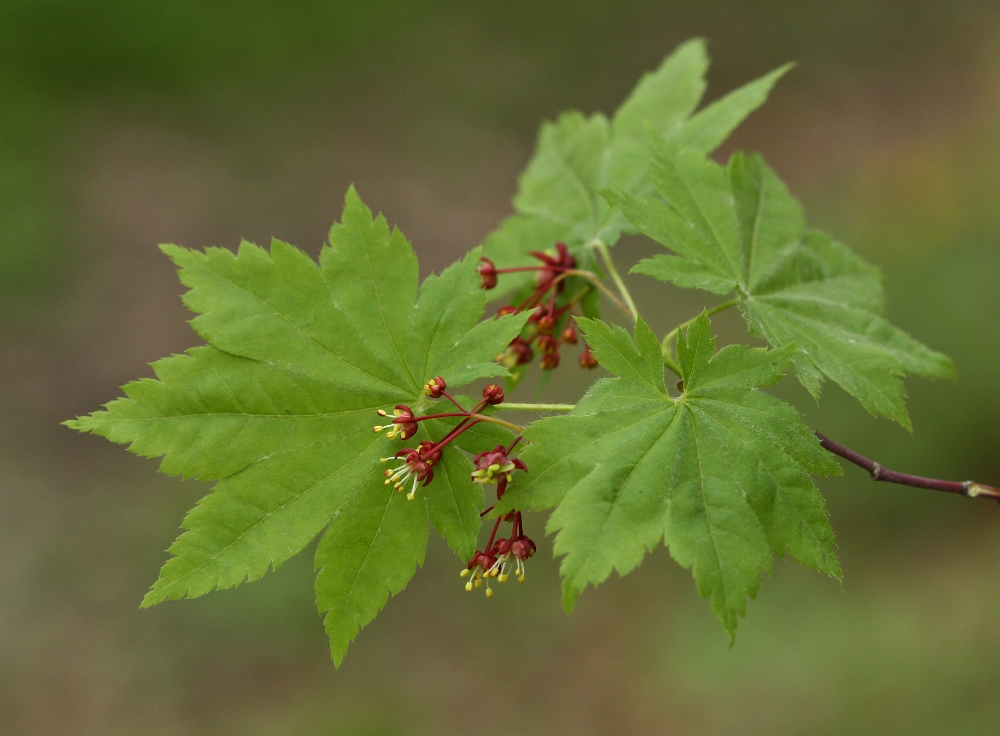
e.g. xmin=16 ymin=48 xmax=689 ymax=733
xmin=3 ymin=2 xmax=1000 ymax=734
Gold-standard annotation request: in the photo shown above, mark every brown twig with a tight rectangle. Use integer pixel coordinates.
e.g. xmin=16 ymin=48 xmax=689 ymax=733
xmin=815 ymin=431 xmax=1000 ymax=501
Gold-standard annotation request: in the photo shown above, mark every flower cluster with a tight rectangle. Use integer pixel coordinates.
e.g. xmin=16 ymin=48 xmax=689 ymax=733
xmin=374 ymin=378 xmax=536 ymax=599
xmin=462 ymin=512 xmax=535 ymax=597
xmin=374 ymin=380 xmax=507 ymax=503
xmin=479 ymin=243 xmax=598 ymax=373
xmin=460 ymin=441 xmax=534 ymax=598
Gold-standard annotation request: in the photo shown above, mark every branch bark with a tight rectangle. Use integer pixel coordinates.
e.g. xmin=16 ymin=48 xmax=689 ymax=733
xmin=815 ymin=431 xmax=1000 ymax=501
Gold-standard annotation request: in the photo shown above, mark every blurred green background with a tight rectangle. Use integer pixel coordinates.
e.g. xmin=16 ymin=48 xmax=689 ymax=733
xmin=3 ymin=1 xmax=1000 ymax=734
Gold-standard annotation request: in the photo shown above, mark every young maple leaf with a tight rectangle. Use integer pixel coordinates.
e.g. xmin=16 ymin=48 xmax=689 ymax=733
xmin=65 ymin=188 xmax=528 ymax=665
xmin=482 ymin=38 xmax=791 ymax=297
xmin=608 ymin=142 xmax=955 ymax=429
xmin=498 ymin=314 xmax=842 ymax=638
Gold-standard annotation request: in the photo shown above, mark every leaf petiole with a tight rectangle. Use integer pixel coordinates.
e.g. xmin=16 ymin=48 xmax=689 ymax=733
xmin=588 ymin=239 xmax=639 ymax=322
xmin=499 ymin=403 xmax=575 ymax=412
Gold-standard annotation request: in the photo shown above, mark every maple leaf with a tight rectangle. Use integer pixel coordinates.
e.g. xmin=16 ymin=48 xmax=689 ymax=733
xmin=65 ymin=188 xmax=528 ymax=665
xmin=482 ymin=38 xmax=791 ymax=295
xmin=499 ymin=314 xmax=842 ymax=637
xmin=609 ymin=143 xmax=955 ymax=429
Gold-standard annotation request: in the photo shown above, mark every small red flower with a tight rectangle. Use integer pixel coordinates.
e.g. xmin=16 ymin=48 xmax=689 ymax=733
xmin=561 ymin=325 xmax=578 ymax=344
xmin=373 ymin=404 xmax=418 ymax=440
xmin=541 ymin=352 xmax=560 ymax=370
xmin=461 ymin=549 xmax=500 ymax=596
xmin=497 ymin=305 xmax=518 ymax=317
xmin=471 ymin=444 xmax=527 ymax=485
xmin=381 ymin=445 xmax=436 ymax=500
xmin=579 ymin=348 xmax=598 ymax=369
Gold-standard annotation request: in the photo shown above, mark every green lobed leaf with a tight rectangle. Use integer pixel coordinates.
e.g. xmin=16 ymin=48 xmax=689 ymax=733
xmin=615 ymin=143 xmax=955 ymax=429
xmin=482 ymin=38 xmax=790 ymax=296
xmin=500 ymin=314 xmax=841 ymax=637
xmin=66 ymin=187 xmax=529 ymax=664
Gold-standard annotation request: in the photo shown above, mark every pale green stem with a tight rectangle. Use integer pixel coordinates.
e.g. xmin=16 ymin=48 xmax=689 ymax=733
xmin=588 ymin=239 xmax=639 ymax=323
xmin=660 ymin=298 xmax=740 ymax=377
xmin=500 ymin=403 xmax=576 ymax=412
xmin=564 ymin=269 xmax=632 ymax=318
xmin=469 ymin=413 xmax=525 ymax=433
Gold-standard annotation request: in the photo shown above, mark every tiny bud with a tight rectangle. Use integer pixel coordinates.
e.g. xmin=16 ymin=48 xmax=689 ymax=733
xmin=477 ymin=257 xmax=498 ymax=290
xmin=497 ymin=305 xmax=518 ymax=317
xmin=579 ymin=348 xmax=598 ymax=369
xmin=483 ymin=384 xmax=505 ymax=405
xmin=541 ymin=352 xmax=560 ymax=370
xmin=561 ymin=325 xmax=578 ymax=344
xmin=537 ymin=314 xmax=555 ymax=333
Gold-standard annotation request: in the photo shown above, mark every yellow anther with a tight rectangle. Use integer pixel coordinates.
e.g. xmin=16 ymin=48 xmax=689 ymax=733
xmin=406 ymin=492 xmax=415 ymax=500
xmin=465 ymin=581 xmax=473 ymax=592
xmin=377 ymin=409 xmax=389 ymax=417
xmin=490 ymin=568 xmax=499 ymax=577
xmin=374 ymin=426 xmax=383 ymax=432
xmin=485 ymin=588 xmax=494 ymax=598
xmin=518 ymin=574 xmax=525 ymax=583
xmin=474 ymin=579 xmax=482 ymax=589
xmin=460 ymin=569 xmax=469 ymax=578
xmin=498 ymin=574 xmax=508 ymax=583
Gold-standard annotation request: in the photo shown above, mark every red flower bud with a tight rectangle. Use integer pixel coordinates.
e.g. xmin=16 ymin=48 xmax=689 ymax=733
xmin=497 ymin=305 xmax=518 ymax=317
xmin=483 ymin=384 xmax=505 ymax=405
xmin=541 ymin=352 xmax=560 ymax=370
xmin=537 ymin=334 xmax=558 ymax=354
xmin=423 ymin=376 xmax=447 ymax=398
xmin=537 ymin=314 xmax=555 ymax=333
xmin=579 ymin=348 xmax=598 ymax=369
xmin=477 ymin=258 xmax=498 ymax=290
xmin=561 ymin=325 xmax=578 ymax=344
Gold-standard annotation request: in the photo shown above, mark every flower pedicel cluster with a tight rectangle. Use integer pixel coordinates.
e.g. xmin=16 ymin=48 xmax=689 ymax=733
xmin=373 ymin=377 xmax=535 ymax=597
xmin=479 ymin=243 xmax=599 ymax=372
